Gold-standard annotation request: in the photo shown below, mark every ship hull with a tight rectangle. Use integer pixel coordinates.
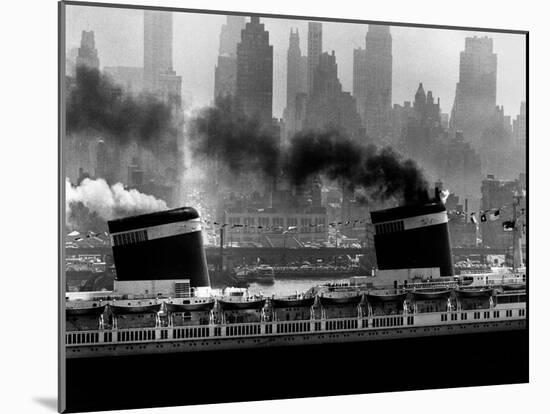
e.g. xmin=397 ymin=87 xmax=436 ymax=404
xmin=65 ymin=326 xmax=527 ymax=413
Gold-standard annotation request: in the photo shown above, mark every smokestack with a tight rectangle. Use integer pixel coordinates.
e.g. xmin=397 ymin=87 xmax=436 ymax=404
xmin=370 ymin=202 xmax=454 ymax=276
xmin=108 ymin=207 xmax=210 ymax=288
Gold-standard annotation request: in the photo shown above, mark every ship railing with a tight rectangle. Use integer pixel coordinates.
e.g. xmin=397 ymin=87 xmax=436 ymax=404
xmin=65 ymin=305 xmax=526 ymax=347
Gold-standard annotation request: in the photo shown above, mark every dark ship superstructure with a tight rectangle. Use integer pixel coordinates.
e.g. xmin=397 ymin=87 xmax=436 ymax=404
xmin=65 ymin=203 xmax=526 ymax=358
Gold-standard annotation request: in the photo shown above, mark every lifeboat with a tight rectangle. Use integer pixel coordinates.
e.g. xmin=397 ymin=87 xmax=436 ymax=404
xmin=164 ymin=299 xmax=215 ymax=313
xmin=366 ymin=291 xmax=407 ymax=303
xmin=109 ymin=301 xmax=162 ymax=315
xmin=66 ymin=302 xmax=106 ymax=316
xmin=271 ymin=297 xmax=315 ymax=308
xmin=410 ymin=289 xmax=452 ymax=300
xmin=218 ymin=298 xmax=266 ymax=311
xmin=319 ymin=294 xmax=363 ymax=306
xmin=502 ymin=283 xmax=526 ymax=291
xmin=454 ymin=287 xmax=494 ymax=298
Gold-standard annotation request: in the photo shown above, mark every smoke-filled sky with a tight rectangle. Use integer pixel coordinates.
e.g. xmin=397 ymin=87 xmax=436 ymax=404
xmin=65 ymin=4 xmax=526 ymax=118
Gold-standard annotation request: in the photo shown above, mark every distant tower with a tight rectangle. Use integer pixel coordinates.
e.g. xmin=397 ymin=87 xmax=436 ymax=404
xmin=143 ymin=10 xmax=180 ymax=98
xmin=76 ymin=30 xmax=100 ymax=69
xmin=306 ymin=51 xmax=363 ymax=139
xmin=364 ymin=25 xmax=392 ymax=143
xmin=236 ymin=16 xmax=273 ymax=125
xmin=307 ymin=22 xmax=323 ymax=95
xmin=353 ymin=47 xmax=368 ymax=127
xmin=513 ymin=101 xmax=526 ymax=150
xmin=214 ymin=16 xmax=246 ymax=98
xmin=414 ymin=82 xmax=427 ymax=111
xmin=283 ymin=28 xmax=307 ymax=137
xmin=450 ymin=36 xmax=497 ymax=148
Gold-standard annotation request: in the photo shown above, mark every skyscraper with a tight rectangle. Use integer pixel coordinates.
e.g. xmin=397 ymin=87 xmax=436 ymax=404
xmin=76 ymin=30 xmax=100 ymax=70
xmin=219 ymin=15 xmax=246 ymax=56
xmin=236 ymin=16 xmax=273 ymax=125
xmin=450 ymin=36 xmax=497 ymax=148
xmin=143 ymin=10 xmax=181 ymax=104
xmin=283 ymin=28 xmax=307 ymax=137
xmin=513 ymin=101 xmax=526 ymax=150
xmin=214 ymin=16 xmax=246 ymax=98
xmin=353 ymin=47 xmax=368 ymax=127
xmin=364 ymin=25 xmax=392 ymax=143
xmin=307 ymin=22 xmax=323 ymax=95
xmin=305 ymin=51 xmax=363 ymax=139
xmin=404 ymin=83 xmax=443 ymax=159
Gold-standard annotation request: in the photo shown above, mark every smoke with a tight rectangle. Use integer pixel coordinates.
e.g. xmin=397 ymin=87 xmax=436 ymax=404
xmin=66 ymin=178 xmax=168 ymax=229
xmin=284 ymin=130 xmax=429 ymax=204
xmin=67 ymin=65 xmax=175 ymax=144
xmin=189 ymin=95 xmax=280 ymax=178
xmin=189 ymin=98 xmax=429 ymax=205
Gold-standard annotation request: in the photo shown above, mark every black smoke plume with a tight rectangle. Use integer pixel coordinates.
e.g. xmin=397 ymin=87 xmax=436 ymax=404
xmin=189 ymin=95 xmax=280 ymax=178
xmin=67 ymin=65 xmax=175 ymax=144
xmin=285 ymin=130 xmax=429 ymax=204
xmin=190 ymin=99 xmax=429 ymax=205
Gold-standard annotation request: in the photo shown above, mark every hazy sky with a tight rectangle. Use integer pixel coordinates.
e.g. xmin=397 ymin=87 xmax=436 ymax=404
xmin=65 ymin=4 xmax=526 ymax=118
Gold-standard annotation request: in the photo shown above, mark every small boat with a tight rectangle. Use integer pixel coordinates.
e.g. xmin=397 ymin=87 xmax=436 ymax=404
xmin=366 ymin=291 xmax=408 ymax=303
xmin=109 ymin=301 xmax=162 ymax=315
xmin=454 ymin=287 xmax=494 ymax=298
xmin=409 ymin=289 xmax=452 ymax=300
xmin=164 ymin=299 xmax=215 ymax=313
xmin=218 ymin=298 xmax=266 ymax=310
xmin=66 ymin=302 xmax=106 ymax=316
xmin=271 ymin=296 xmax=316 ymax=308
xmin=501 ymin=283 xmax=526 ymax=291
xmin=319 ymin=294 xmax=363 ymax=306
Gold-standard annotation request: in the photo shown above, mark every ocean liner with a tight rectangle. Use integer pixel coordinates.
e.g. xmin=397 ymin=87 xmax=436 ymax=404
xmin=64 ymin=200 xmax=526 ymax=359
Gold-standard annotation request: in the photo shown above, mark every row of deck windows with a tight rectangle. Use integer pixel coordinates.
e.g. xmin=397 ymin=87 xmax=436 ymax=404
xmin=227 ymin=325 xmax=260 ymax=336
xmin=173 ymin=327 xmax=209 ymax=339
xmin=117 ymin=330 xmax=155 ymax=342
xmin=373 ymin=317 xmax=404 ymax=328
xmin=277 ymin=322 xmax=312 ymax=334
xmin=66 ymin=332 xmax=99 ymax=344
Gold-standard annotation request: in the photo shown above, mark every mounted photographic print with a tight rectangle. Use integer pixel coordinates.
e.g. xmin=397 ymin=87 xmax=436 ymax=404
xmin=59 ymin=1 xmax=528 ymax=412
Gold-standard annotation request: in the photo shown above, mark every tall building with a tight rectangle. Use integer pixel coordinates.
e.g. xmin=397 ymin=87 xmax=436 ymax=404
xmin=391 ymin=101 xmax=414 ymax=146
xmin=143 ymin=10 xmax=181 ymax=105
xmin=214 ymin=16 xmax=246 ymax=98
xmin=403 ymin=82 xmax=443 ymax=158
xmin=364 ymin=25 xmax=393 ymax=143
xmin=394 ymin=84 xmax=482 ymax=202
xmin=353 ymin=47 xmax=368 ymax=127
xmin=76 ymin=30 xmax=100 ymax=70
xmin=305 ymin=51 xmax=363 ymax=139
xmin=142 ymin=10 xmax=182 ymax=206
xmin=513 ymin=101 xmax=527 ymax=150
xmin=219 ymin=15 xmax=246 ymax=56
xmin=283 ymin=28 xmax=308 ymax=138
xmin=450 ymin=36 xmax=497 ymax=148
xmin=236 ymin=16 xmax=273 ymax=125
xmin=307 ymin=22 xmax=323 ymax=95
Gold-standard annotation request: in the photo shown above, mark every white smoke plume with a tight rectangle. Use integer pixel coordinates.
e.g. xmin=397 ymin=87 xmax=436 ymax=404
xmin=66 ymin=178 xmax=168 ymax=224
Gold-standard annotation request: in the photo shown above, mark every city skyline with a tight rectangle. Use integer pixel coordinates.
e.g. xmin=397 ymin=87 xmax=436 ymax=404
xmin=65 ymin=7 xmax=526 ymax=119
